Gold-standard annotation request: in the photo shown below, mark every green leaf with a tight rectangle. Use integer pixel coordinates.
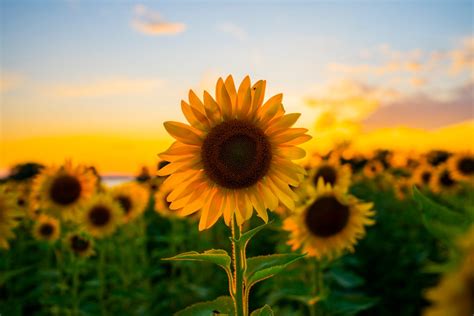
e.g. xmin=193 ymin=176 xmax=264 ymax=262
xmin=164 ymin=249 xmax=231 ymax=274
xmin=413 ymin=186 xmax=470 ymax=241
xmin=174 ymin=296 xmax=234 ymax=316
xmin=329 ymin=267 xmax=365 ymax=288
xmin=245 ymin=253 xmax=305 ymax=288
xmin=250 ymin=305 xmax=274 ymax=316
xmin=0 ymin=266 xmax=32 ymax=286
xmin=232 ymin=221 xmax=273 ymax=251
xmin=324 ymin=293 xmax=378 ymax=315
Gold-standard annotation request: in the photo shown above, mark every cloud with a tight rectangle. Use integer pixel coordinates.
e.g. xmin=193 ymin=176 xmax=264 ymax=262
xmin=132 ymin=4 xmax=185 ymax=36
xmin=0 ymin=73 xmax=24 ymax=93
xmin=450 ymin=36 xmax=474 ymax=74
xmin=363 ymin=80 xmax=474 ymax=130
xmin=46 ymin=77 xmax=164 ymax=98
xmin=217 ymin=22 xmax=247 ymax=41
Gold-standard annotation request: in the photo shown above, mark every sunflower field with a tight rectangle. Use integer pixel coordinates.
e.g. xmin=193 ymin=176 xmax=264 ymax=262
xmin=1 ymin=76 xmax=473 ymax=316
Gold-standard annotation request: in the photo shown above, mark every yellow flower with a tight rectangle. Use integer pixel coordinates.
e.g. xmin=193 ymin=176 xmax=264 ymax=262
xmin=394 ymin=178 xmax=412 ymax=200
xmin=80 ymin=194 xmax=122 ymax=238
xmin=66 ymin=232 xmax=95 ymax=258
xmin=411 ymin=163 xmax=435 ymax=188
xmin=307 ymin=157 xmax=352 ymax=193
xmin=447 ymin=152 xmax=474 ymax=182
xmin=158 ymin=75 xmax=310 ymax=230
xmin=363 ymin=160 xmax=384 ymax=179
xmin=0 ymin=186 xmax=23 ymax=249
xmin=31 ymin=161 xmax=97 ymax=222
xmin=111 ymin=182 xmax=149 ymax=223
xmin=283 ymin=180 xmax=375 ymax=260
xmin=423 ymin=226 xmax=474 ymax=316
xmin=430 ymin=166 xmax=458 ymax=194
xmin=32 ymin=214 xmax=60 ymax=242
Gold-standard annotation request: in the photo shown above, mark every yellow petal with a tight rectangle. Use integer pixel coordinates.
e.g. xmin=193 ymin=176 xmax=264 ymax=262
xmin=250 ymin=80 xmax=266 ymax=115
xmin=163 ymin=121 xmax=203 ymax=145
xmin=224 ymin=75 xmax=237 ymax=107
xmin=258 ymin=181 xmax=278 ymax=211
xmin=266 ymin=176 xmax=295 ymax=210
xmin=271 ymin=128 xmax=308 ymax=144
xmin=265 ymin=113 xmax=301 ymax=134
xmin=203 ymin=91 xmax=222 ymax=124
xmin=181 ymin=100 xmax=209 ymax=131
xmin=188 ymin=89 xmax=205 ymax=113
xmin=248 ymin=187 xmax=268 ymax=222
xmin=275 ymin=146 xmax=306 ymax=160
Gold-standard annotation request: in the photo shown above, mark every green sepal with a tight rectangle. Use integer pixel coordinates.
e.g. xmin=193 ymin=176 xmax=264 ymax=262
xmin=250 ymin=305 xmax=274 ymax=316
xmin=174 ymin=296 xmax=234 ymax=316
xmin=245 ymin=253 xmax=305 ymax=288
xmin=164 ymin=249 xmax=231 ymax=275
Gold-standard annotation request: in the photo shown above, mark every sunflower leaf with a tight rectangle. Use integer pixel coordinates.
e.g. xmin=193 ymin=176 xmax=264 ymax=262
xmin=245 ymin=253 xmax=306 ymax=289
xmin=174 ymin=296 xmax=234 ymax=316
xmin=232 ymin=220 xmax=273 ymax=251
xmin=412 ymin=186 xmax=470 ymax=242
xmin=250 ymin=305 xmax=274 ymax=316
xmin=164 ymin=249 xmax=231 ymax=275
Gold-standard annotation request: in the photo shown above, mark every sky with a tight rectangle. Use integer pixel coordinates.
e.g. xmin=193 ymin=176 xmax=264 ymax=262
xmin=1 ymin=0 xmax=473 ymax=175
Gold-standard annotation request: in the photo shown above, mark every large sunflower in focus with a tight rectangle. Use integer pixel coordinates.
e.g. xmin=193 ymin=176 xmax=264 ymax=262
xmin=80 ymin=194 xmax=122 ymax=238
xmin=307 ymin=158 xmax=352 ymax=193
xmin=0 ymin=186 xmax=23 ymax=249
xmin=283 ymin=180 xmax=375 ymax=260
xmin=423 ymin=226 xmax=474 ymax=316
xmin=31 ymin=162 xmax=96 ymax=222
xmin=158 ymin=76 xmax=310 ymax=230
xmin=447 ymin=152 xmax=474 ymax=182
xmin=111 ymin=182 xmax=149 ymax=223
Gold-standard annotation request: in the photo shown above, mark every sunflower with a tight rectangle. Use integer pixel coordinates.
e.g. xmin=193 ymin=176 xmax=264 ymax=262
xmin=447 ymin=152 xmax=474 ymax=182
xmin=111 ymin=182 xmax=149 ymax=223
xmin=430 ymin=166 xmax=459 ymax=193
xmin=154 ymin=184 xmax=176 ymax=217
xmin=80 ymin=194 xmax=122 ymax=238
xmin=363 ymin=160 xmax=384 ymax=179
xmin=411 ymin=164 xmax=435 ymax=188
xmin=31 ymin=161 xmax=97 ymax=222
xmin=307 ymin=158 xmax=352 ymax=193
xmin=423 ymin=226 xmax=474 ymax=316
xmin=394 ymin=178 xmax=411 ymax=201
xmin=66 ymin=232 xmax=95 ymax=257
xmin=32 ymin=214 xmax=60 ymax=242
xmin=283 ymin=180 xmax=375 ymax=260
xmin=0 ymin=186 xmax=23 ymax=249
xmin=158 ymin=75 xmax=310 ymax=230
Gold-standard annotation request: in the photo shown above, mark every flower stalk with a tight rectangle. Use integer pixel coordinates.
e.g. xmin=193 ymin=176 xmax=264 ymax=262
xmin=231 ymin=216 xmax=248 ymax=316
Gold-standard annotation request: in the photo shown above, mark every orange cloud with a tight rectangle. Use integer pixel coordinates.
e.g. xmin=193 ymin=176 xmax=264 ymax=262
xmin=450 ymin=36 xmax=474 ymax=74
xmin=132 ymin=4 xmax=185 ymax=36
xmin=0 ymin=73 xmax=23 ymax=93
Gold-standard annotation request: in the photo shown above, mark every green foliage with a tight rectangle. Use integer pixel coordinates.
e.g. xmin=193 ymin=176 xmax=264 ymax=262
xmin=175 ymin=296 xmax=234 ymax=316
xmin=250 ymin=305 xmax=274 ymax=316
xmin=245 ymin=254 xmax=305 ymax=288
xmin=165 ymin=249 xmax=231 ymax=275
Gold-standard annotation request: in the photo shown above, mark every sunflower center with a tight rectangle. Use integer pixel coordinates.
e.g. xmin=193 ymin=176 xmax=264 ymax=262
xmin=17 ymin=198 xmax=25 ymax=207
xmin=49 ymin=175 xmax=82 ymax=206
xmin=40 ymin=223 xmax=54 ymax=237
xmin=88 ymin=205 xmax=111 ymax=227
xmin=421 ymin=171 xmax=431 ymax=184
xmin=201 ymin=119 xmax=272 ymax=189
xmin=71 ymin=235 xmax=89 ymax=252
xmin=305 ymin=196 xmax=350 ymax=238
xmin=439 ymin=170 xmax=455 ymax=187
xmin=116 ymin=195 xmax=132 ymax=214
xmin=313 ymin=166 xmax=337 ymax=186
xmin=458 ymin=157 xmax=474 ymax=175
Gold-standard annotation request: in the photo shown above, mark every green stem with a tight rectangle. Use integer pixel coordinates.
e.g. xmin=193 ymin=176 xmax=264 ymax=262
xmin=231 ymin=217 xmax=248 ymax=316
xmin=72 ymin=258 xmax=80 ymax=316
xmin=98 ymin=243 xmax=107 ymax=316
xmin=309 ymin=259 xmax=322 ymax=316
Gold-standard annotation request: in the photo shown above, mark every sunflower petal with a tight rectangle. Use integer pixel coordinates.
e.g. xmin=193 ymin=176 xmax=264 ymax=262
xmin=250 ymin=80 xmax=266 ymax=115
xmin=266 ymin=113 xmax=301 ymax=134
xmin=275 ymin=146 xmax=306 ymax=160
xmin=203 ymin=91 xmax=222 ymax=124
xmin=163 ymin=121 xmax=203 ymax=145
xmin=188 ymin=89 xmax=205 ymax=113
xmin=258 ymin=181 xmax=278 ymax=211
xmin=224 ymin=75 xmax=237 ymax=107
xmin=271 ymin=128 xmax=309 ymax=144
xmin=248 ymin=187 xmax=268 ymax=222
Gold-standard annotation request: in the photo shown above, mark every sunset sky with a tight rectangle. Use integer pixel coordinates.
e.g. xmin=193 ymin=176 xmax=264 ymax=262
xmin=1 ymin=1 xmax=473 ymax=175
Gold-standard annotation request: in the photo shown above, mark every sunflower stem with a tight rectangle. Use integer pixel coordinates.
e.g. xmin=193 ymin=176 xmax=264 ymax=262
xmin=72 ymin=257 xmax=80 ymax=316
xmin=98 ymin=243 xmax=108 ymax=316
xmin=309 ymin=258 xmax=323 ymax=316
xmin=231 ymin=217 xmax=248 ymax=316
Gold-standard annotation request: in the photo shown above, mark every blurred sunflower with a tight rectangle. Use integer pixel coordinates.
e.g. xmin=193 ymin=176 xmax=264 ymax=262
xmin=412 ymin=164 xmax=435 ymax=188
xmin=154 ymin=184 xmax=176 ymax=217
xmin=32 ymin=214 xmax=60 ymax=242
xmin=283 ymin=180 xmax=375 ymax=260
xmin=447 ymin=152 xmax=474 ymax=182
xmin=363 ymin=160 xmax=384 ymax=179
xmin=111 ymin=182 xmax=149 ymax=223
xmin=394 ymin=178 xmax=411 ymax=200
xmin=81 ymin=194 xmax=122 ymax=238
xmin=31 ymin=162 xmax=97 ymax=222
xmin=430 ymin=167 xmax=458 ymax=193
xmin=158 ymin=75 xmax=310 ymax=230
xmin=0 ymin=186 xmax=23 ymax=249
xmin=423 ymin=226 xmax=474 ymax=316
xmin=66 ymin=232 xmax=94 ymax=257
xmin=308 ymin=158 xmax=352 ymax=193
